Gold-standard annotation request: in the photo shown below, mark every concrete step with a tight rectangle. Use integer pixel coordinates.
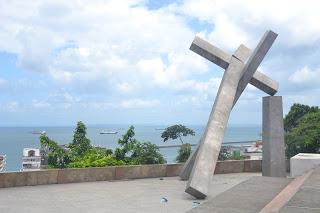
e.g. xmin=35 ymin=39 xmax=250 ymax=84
xmin=188 ymin=176 xmax=291 ymax=213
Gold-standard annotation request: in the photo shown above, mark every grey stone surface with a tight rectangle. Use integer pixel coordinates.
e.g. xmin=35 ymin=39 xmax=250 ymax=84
xmin=279 ymin=206 xmax=320 ymax=213
xmin=186 ymin=31 xmax=277 ymax=199
xmin=181 ymin=33 xmax=278 ymax=181
xmin=0 ymin=173 xmax=260 ymax=213
xmin=180 ymin=44 xmax=253 ymax=181
xmin=233 ymin=30 xmax=277 ymax=104
xmin=290 ymin=153 xmax=320 ymax=177
xmin=190 ymin=36 xmax=279 ymax=96
xmin=262 ymin=96 xmax=286 ymax=177
xmin=279 ymin=167 xmax=320 ymax=213
xmin=186 ymin=57 xmax=245 ymax=199
xmin=188 ymin=176 xmax=290 ymax=213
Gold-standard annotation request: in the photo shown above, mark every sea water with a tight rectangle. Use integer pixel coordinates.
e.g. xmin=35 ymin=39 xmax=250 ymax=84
xmin=0 ymin=124 xmax=261 ymax=171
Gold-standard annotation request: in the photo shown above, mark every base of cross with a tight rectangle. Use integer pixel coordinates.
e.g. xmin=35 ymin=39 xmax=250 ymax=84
xmin=181 ymin=95 xmax=286 ymax=198
xmin=185 ymin=185 xmax=207 ymax=199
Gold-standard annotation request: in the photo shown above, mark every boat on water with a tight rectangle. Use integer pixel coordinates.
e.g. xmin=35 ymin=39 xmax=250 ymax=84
xmin=100 ymin=131 xmax=118 ymax=134
xmin=0 ymin=154 xmax=6 ymax=172
xmin=30 ymin=130 xmax=46 ymax=135
xmin=155 ymin=128 xmax=165 ymax=131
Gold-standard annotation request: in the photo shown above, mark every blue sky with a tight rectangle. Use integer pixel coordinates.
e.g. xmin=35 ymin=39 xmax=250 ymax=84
xmin=0 ymin=0 xmax=320 ymax=126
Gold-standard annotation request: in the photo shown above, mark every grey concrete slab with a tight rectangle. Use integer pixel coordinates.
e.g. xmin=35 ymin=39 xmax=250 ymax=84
xmin=233 ymin=30 xmax=277 ymax=104
xmin=0 ymin=173 xmax=260 ymax=213
xmin=181 ymin=33 xmax=278 ymax=182
xmin=285 ymin=188 xmax=320 ymax=209
xmin=186 ymin=31 xmax=277 ymax=199
xmin=262 ymin=96 xmax=286 ymax=177
xmin=190 ymin=36 xmax=279 ymax=96
xmin=303 ymin=171 xmax=320 ymax=188
xmin=279 ymin=168 xmax=320 ymax=212
xmin=280 ymin=206 xmax=320 ymax=213
xmin=188 ymin=176 xmax=290 ymax=213
xmin=185 ymin=56 xmax=245 ymax=199
xmin=180 ymin=44 xmax=252 ymax=181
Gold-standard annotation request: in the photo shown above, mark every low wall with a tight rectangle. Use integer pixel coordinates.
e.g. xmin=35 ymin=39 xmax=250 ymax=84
xmin=0 ymin=160 xmax=262 ymax=188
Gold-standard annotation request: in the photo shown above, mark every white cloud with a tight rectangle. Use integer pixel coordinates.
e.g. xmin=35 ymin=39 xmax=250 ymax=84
xmin=1 ymin=0 xmax=320 ymax=125
xmin=179 ymin=0 xmax=320 ymax=47
xmin=32 ymin=100 xmax=51 ymax=109
xmin=120 ymin=99 xmax=160 ymax=108
xmin=0 ymin=0 xmax=205 ymax=93
xmin=289 ymin=66 xmax=320 ymax=84
xmin=0 ymin=101 xmax=21 ymax=112
xmin=0 ymin=78 xmax=7 ymax=87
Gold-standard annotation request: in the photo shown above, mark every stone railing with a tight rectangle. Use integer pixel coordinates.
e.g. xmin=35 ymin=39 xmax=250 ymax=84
xmin=0 ymin=160 xmax=262 ymax=188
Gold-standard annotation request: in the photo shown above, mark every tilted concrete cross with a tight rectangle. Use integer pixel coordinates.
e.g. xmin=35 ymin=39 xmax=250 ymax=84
xmin=183 ymin=30 xmax=278 ymax=199
xmin=180 ymin=36 xmax=280 ymax=181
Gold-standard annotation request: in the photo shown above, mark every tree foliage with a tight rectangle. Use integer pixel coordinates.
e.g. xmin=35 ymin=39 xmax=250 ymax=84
xmin=161 ymin=124 xmax=195 ymax=163
xmin=176 ymin=143 xmax=192 ymax=163
xmin=284 ymin=103 xmax=319 ymax=132
xmin=40 ymin=134 xmax=70 ymax=168
xmin=68 ymin=147 xmax=124 ymax=168
xmin=218 ymin=147 xmax=232 ymax=161
xmin=132 ymin=142 xmax=166 ymax=165
xmin=161 ymin=124 xmax=195 ymax=144
xmin=285 ymin=110 xmax=320 ymax=158
xmin=69 ymin=121 xmax=92 ymax=156
xmin=114 ymin=126 xmax=140 ymax=163
xmin=41 ymin=123 xmax=166 ymax=169
xmin=115 ymin=126 xmax=166 ymax=164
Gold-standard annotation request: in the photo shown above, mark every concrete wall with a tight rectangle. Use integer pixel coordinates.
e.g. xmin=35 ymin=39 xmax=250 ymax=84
xmin=0 ymin=160 xmax=261 ymax=188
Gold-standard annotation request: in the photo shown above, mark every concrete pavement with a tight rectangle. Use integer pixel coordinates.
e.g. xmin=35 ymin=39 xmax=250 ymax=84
xmin=0 ymin=173 xmax=260 ymax=213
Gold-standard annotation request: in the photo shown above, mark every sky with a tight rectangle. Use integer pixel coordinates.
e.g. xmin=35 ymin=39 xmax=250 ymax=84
xmin=0 ymin=0 xmax=320 ymax=126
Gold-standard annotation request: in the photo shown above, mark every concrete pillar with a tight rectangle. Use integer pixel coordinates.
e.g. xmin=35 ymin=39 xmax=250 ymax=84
xmin=262 ymin=96 xmax=286 ymax=177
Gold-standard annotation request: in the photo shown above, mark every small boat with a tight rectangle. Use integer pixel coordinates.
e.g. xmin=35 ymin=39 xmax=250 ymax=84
xmin=100 ymin=131 xmax=118 ymax=134
xmin=30 ymin=130 xmax=46 ymax=135
xmin=155 ymin=128 xmax=165 ymax=131
xmin=0 ymin=155 xmax=6 ymax=172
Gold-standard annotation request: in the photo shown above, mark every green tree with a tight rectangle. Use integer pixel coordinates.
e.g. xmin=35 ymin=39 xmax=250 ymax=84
xmin=68 ymin=147 xmax=124 ymax=168
xmin=115 ymin=126 xmax=166 ymax=164
xmin=40 ymin=134 xmax=70 ymax=168
xmin=284 ymin=103 xmax=319 ymax=132
xmin=114 ymin=126 xmax=140 ymax=163
xmin=176 ymin=143 xmax=192 ymax=163
xmin=161 ymin=124 xmax=195 ymax=163
xmin=161 ymin=124 xmax=195 ymax=144
xmin=131 ymin=142 xmax=166 ymax=165
xmin=285 ymin=111 xmax=320 ymax=158
xmin=69 ymin=121 xmax=92 ymax=156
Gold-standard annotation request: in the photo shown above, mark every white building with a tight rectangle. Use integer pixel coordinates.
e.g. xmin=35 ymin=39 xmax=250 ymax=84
xmin=0 ymin=155 xmax=6 ymax=172
xmin=22 ymin=148 xmax=41 ymax=171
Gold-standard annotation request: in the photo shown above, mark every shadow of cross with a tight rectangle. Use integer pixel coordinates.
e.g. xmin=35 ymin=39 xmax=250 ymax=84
xmin=183 ymin=30 xmax=278 ymax=199
xmin=180 ymin=36 xmax=279 ymax=181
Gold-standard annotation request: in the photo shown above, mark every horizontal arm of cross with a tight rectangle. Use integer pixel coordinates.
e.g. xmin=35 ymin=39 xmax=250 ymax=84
xmin=190 ymin=36 xmax=278 ymax=96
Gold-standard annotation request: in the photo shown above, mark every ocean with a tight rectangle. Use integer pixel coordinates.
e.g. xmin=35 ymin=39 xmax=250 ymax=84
xmin=0 ymin=124 xmax=261 ymax=171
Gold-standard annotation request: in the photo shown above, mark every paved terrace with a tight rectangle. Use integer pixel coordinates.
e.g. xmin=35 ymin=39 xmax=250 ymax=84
xmin=0 ymin=173 xmax=259 ymax=213
xmin=189 ymin=167 xmax=320 ymax=213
